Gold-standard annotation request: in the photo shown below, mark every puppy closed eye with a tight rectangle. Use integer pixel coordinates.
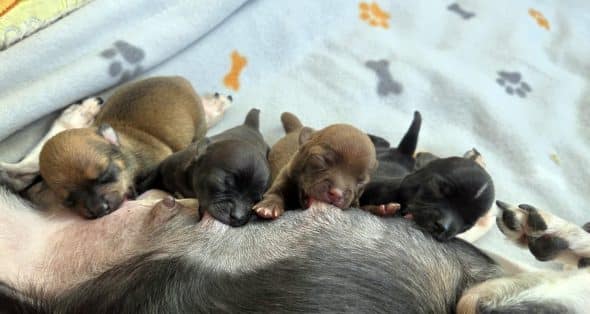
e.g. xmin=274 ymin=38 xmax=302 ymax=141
xmin=308 ymin=155 xmax=329 ymax=171
xmin=63 ymin=195 xmax=75 ymax=208
xmin=356 ymin=176 xmax=369 ymax=187
xmin=97 ymin=164 xmax=118 ymax=184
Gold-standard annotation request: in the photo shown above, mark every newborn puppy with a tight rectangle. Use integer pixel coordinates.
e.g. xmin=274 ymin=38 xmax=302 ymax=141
xmin=360 ymin=111 xmax=495 ymax=241
xmin=39 ymin=77 xmax=207 ymax=218
xmin=156 ymin=109 xmax=271 ymax=227
xmin=254 ymin=112 xmax=377 ymax=219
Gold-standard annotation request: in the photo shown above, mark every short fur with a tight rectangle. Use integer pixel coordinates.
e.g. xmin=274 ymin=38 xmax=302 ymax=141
xmin=254 ymin=112 xmax=377 ymax=218
xmin=0 ymin=198 xmax=503 ymax=313
xmin=156 ymin=109 xmax=271 ymax=227
xmin=360 ymin=111 xmax=495 ymax=241
xmin=457 ymin=200 xmax=590 ymax=314
xmin=39 ymin=76 xmax=207 ymax=218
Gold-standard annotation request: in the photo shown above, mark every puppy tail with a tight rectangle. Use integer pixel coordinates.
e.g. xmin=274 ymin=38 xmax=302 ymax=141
xmin=280 ymin=112 xmax=303 ymax=133
xmin=244 ymin=108 xmax=261 ymax=130
xmin=397 ymin=111 xmax=421 ymax=156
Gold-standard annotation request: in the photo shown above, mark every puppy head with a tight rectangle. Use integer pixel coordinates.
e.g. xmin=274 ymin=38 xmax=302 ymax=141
xmin=190 ymin=139 xmax=271 ymax=227
xmin=39 ymin=125 xmax=134 ymax=218
xmin=293 ymin=124 xmax=377 ymax=209
xmin=399 ymin=157 xmax=494 ymax=241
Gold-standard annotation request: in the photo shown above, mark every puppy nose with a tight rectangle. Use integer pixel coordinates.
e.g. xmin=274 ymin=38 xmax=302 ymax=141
xmin=327 ymin=188 xmax=344 ymax=203
xmin=433 ymin=216 xmax=454 ymax=241
xmin=229 ymin=207 xmax=251 ymax=226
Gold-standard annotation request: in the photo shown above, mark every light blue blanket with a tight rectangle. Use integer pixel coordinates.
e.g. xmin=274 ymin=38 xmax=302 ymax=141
xmin=1 ymin=0 xmax=589 ymax=267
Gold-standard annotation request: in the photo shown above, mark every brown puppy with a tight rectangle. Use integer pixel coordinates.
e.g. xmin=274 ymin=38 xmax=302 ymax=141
xmin=254 ymin=112 xmax=377 ymax=219
xmin=39 ymin=76 xmax=206 ymax=218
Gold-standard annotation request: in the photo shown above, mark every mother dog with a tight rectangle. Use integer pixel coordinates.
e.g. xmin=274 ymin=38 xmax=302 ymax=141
xmin=0 ymin=186 xmax=502 ymax=313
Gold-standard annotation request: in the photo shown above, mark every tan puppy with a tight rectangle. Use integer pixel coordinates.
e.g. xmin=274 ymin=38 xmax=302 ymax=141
xmin=254 ymin=112 xmax=377 ymax=219
xmin=39 ymin=76 xmax=207 ymax=218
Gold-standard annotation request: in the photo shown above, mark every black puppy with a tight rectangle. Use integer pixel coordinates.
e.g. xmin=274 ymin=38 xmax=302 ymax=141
xmin=156 ymin=108 xmax=271 ymax=227
xmin=360 ymin=111 xmax=495 ymax=241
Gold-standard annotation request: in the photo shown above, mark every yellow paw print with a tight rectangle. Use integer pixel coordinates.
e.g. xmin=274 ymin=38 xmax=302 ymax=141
xmin=529 ymin=9 xmax=550 ymax=30
xmin=359 ymin=2 xmax=390 ymax=29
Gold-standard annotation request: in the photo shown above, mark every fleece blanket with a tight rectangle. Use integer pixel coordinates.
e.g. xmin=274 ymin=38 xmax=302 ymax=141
xmin=1 ymin=0 xmax=590 ymax=268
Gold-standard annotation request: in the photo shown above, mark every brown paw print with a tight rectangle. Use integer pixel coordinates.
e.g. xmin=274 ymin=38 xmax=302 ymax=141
xmin=359 ymin=2 xmax=390 ymax=29
xmin=529 ymin=9 xmax=550 ymax=30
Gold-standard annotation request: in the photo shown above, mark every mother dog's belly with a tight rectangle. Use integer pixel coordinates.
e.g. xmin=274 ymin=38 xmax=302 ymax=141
xmin=0 ymin=189 xmax=172 ymax=294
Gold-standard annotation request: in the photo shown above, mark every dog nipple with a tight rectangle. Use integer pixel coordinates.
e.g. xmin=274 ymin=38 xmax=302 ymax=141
xmin=162 ymin=196 xmax=176 ymax=208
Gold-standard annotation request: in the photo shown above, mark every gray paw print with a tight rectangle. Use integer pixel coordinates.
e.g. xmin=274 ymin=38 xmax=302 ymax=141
xmin=100 ymin=40 xmax=146 ymax=83
xmin=496 ymin=71 xmax=532 ymax=98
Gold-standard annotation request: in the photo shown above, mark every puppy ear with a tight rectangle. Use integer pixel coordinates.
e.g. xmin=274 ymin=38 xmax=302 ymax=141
xmin=299 ymin=127 xmax=314 ymax=145
xmin=463 ymin=148 xmax=486 ymax=168
xmin=193 ymin=138 xmax=211 ymax=161
xmin=98 ymin=124 xmax=120 ymax=146
xmin=414 ymin=152 xmax=439 ymax=170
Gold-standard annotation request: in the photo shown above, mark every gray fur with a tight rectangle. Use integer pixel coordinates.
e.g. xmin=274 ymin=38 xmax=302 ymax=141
xmin=5 ymin=208 xmax=503 ymax=313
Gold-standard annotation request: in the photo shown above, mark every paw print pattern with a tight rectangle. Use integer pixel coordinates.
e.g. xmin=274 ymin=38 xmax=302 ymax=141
xmin=549 ymin=153 xmax=560 ymax=165
xmin=447 ymin=3 xmax=475 ymax=20
xmin=366 ymin=59 xmax=403 ymax=96
xmin=496 ymin=71 xmax=532 ymax=98
xmin=100 ymin=40 xmax=146 ymax=83
xmin=359 ymin=2 xmax=390 ymax=29
xmin=529 ymin=9 xmax=550 ymax=30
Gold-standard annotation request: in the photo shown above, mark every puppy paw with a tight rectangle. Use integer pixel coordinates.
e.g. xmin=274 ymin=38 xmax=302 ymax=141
xmin=58 ymin=97 xmax=103 ymax=129
xmin=202 ymin=92 xmax=232 ymax=128
xmin=361 ymin=203 xmax=400 ymax=216
xmin=253 ymin=197 xmax=285 ymax=219
xmin=496 ymin=200 xmax=590 ymax=267
xmin=0 ymin=168 xmax=38 ymax=192
xmin=463 ymin=148 xmax=486 ymax=168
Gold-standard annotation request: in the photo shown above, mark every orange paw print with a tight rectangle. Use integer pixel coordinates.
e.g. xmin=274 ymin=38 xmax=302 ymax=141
xmin=359 ymin=2 xmax=390 ymax=29
xmin=223 ymin=50 xmax=247 ymax=91
xmin=529 ymin=9 xmax=550 ymax=30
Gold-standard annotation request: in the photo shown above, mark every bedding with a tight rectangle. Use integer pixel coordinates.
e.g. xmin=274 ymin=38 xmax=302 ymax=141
xmin=0 ymin=0 xmax=589 ymax=268
xmin=0 ymin=0 xmax=92 ymax=50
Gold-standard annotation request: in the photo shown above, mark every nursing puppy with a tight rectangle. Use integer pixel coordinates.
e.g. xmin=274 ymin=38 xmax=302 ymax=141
xmin=360 ymin=111 xmax=495 ymax=241
xmin=38 ymin=76 xmax=207 ymax=218
xmin=156 ymin=109 xmax=271 ymax=226
xmin=0 ymin=97 xmax=103 ymax=193
xmin=254 ymin=112 xmax=377 ymax=218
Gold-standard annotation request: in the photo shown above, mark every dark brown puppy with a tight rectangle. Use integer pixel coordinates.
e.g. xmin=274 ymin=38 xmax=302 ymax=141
xmin=39 ymin=76 xmax=207 ymax=218
xmin=156 ymin=109 xmax=271 ymax=227
xmin=254 ymin=112 xmax=377 ymax=219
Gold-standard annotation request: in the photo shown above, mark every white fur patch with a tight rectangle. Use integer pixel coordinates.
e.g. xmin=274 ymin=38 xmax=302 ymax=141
xmin=473 ymin=182 xmax=489 ymax=200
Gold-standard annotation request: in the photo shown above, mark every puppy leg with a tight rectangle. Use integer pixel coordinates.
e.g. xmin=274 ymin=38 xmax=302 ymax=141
xmin=0 ymin=97 xmax=102 ymax=191
xmin=496 ymin=201 xmax=590 ymax=268
xmin=253 ymin=193 xmax=286 ymax=219
xmin=457 ymin=270 xmax=581 ymax=314
xmin=201 ymin=93 xmax=232 ymax=128
xmin=463 ymin=148 xmax=486 ymax=168
xmin=253 ymin=169 xmax=289 ymax=219
xmin=361 ymin=203 xmax=400 ymax=216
